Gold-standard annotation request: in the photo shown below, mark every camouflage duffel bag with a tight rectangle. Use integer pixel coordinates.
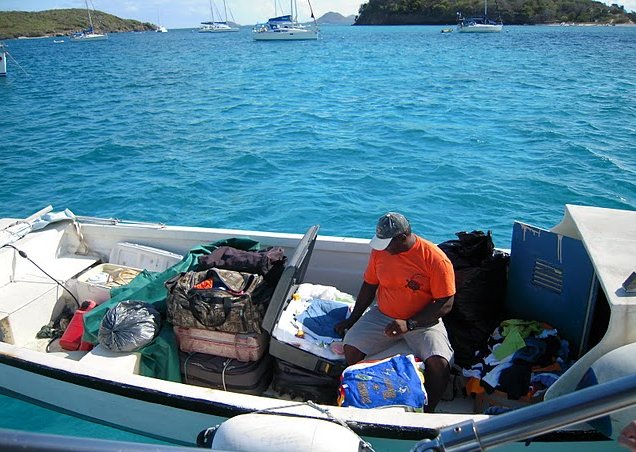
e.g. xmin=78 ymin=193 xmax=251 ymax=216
xmin=165 ymin=267 xmax=267 ymax=334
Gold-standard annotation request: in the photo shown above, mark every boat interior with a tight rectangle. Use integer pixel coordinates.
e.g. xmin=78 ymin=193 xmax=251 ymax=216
xmin=0 ymin=205 xmax=634 ymax=424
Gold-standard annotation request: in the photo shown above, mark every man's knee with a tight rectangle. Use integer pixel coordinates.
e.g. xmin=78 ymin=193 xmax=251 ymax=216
xmin=425 ymin=355 xmax=450 ymax=376
xmin=343 ymin=344 xmax=365 ymax=365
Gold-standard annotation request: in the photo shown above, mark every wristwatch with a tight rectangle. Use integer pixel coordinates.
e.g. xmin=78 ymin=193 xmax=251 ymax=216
xmin=406 ymin=319 xmax=417 ymax=331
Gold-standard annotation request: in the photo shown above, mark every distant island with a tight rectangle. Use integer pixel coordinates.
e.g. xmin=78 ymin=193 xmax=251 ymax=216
xmin=0 ymin=9 xmax=155 ymax=40
xmin=355 ymin=0 xmax=635 ymax=25
xmin=316 ymin=12 xmax=356 ymax=25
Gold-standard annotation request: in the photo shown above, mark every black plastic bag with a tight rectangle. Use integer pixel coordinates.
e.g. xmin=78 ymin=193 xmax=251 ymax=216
xmin=98 ymin=300 xmax=162 ymax=352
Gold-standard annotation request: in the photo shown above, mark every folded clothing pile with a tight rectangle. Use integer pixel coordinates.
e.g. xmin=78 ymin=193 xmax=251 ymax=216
xmin=272 ymin=283 xmax=355 ymax=361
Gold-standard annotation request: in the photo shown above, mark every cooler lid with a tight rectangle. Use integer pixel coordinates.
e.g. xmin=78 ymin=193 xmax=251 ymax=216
xmin=262 ymin=225 xmax=319 ymax=334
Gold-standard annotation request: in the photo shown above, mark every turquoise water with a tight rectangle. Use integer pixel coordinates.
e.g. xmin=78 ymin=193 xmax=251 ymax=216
xmin=1 ymin=26 xmax=634 ymax=246
xmin=0 ymin=25 xmax=634 ymax=447
xmin=0 ymin=391 xmax=175 ymax=445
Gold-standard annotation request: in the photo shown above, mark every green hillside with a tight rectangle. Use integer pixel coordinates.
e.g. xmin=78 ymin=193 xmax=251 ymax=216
xmin=355 ymin=0 xmax=636 ymax=25
xmin=0 ymin=9 xmax=155 ymax=40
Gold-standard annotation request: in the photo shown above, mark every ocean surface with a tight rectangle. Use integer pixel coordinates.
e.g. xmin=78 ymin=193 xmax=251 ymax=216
xmin=0 ymin=24 xmax=634 ymax=448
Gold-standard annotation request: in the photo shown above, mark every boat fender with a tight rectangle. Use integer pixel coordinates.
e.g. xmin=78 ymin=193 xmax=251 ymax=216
xmin=576 ymin=342 xmax=636 ymax=439
xmin=199 ymin=413 xmax=371 ymax=451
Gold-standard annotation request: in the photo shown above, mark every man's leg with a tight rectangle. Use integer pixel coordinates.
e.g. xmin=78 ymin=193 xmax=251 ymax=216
xmin=403 ymin=321 xmax=454 ymax=413
xmin=423 ymin=355 xmax=450 ymax=413
xmin=343 ymin=344 xmax=366 ymax=365
xmin=342 ymin=306 xmax=397 ymax=366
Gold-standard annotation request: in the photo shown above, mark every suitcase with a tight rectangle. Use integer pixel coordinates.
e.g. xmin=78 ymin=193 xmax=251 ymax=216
xmin=262 ymin=225 xmax=346 ymax=378
xmin=180 ymin=352 xmax=273 ymax=395
xmin=174 ymin=326 xmax=269 ymax=362
xmin=271 ymin=358 xmax=339 ymax=405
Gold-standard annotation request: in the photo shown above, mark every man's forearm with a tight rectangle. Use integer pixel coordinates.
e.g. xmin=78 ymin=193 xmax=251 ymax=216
xmin=350 ymin=281 xmax=378 ymax=322
xmin=410 ymin=296 xmax=454 ymax=326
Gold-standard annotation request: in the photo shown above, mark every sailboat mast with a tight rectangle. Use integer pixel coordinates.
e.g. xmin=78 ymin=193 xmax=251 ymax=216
xmin=485 ymin=0 xmax=488 ymax=16
xmin=85 ymin=0 xmax=95 ymax=30
xmin=209 ymin=0 xmax=215 ymax=22
xmin=223 ymin=0 xmax=228 ymax=22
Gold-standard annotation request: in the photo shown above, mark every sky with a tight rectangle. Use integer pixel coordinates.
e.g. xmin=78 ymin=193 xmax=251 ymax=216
xmin=1 ymin=0 xmax=635 ymax=29
xmin=0 ymin=1 xmax=365 ymax=28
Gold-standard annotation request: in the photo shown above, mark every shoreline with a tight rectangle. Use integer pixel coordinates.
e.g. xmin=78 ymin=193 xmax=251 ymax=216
xmin=4 ymin=22 xmax=635 ymax=41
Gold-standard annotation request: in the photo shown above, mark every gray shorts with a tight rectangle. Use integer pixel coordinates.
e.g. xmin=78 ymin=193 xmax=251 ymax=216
xmin=343 ymin=305 xmax=454 ymax=365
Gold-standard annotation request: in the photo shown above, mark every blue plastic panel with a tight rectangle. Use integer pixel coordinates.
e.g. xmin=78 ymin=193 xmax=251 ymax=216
xmin=505 ymin=222 xmax=597 ymax=358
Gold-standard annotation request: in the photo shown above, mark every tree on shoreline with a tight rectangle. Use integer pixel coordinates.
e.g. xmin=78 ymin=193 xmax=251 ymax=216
xmin=354 ymin=0 xmax=634 ymax=25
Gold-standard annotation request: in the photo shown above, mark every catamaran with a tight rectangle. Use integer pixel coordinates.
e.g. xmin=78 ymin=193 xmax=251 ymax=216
xmin=253 ymin=0 xmax=319 ymax=41
xmin=71 ymin=0 xmax=108 ymax=41
xmin=457 ymin=0 xmax=503 ymax=33
xmin=0 ymin=204 xmax=634 ymax=450
xmin=198 ymin=0 xmax=239 ymax=33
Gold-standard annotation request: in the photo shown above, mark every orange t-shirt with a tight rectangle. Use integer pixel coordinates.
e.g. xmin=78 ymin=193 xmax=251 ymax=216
xmin=363 ymin=235 xmax=456 ymax=320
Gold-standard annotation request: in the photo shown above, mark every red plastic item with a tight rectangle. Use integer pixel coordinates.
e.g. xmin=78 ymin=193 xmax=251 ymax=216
xmin=59 ymin=300 xmax=97 ymax=351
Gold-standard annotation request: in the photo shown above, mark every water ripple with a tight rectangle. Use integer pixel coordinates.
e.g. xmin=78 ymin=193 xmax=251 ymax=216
xmin=1 ymin=25 xmax=635 ymax=246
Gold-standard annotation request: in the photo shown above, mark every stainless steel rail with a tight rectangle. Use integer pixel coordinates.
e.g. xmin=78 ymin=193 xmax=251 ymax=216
xmin=412 ymin=373 xmax=636 ymax=451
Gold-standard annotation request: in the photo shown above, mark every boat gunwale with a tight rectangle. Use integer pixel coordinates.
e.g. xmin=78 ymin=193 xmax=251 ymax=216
xmin=0 ymin=346 xmax=442 ymax=440
xmin=0 ymin=330 xmax=614 ymax=444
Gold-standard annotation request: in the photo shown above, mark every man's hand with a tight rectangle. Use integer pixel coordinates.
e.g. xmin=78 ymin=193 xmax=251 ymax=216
xmin=335 ymin=318 xmax=355 ymax=337
xmin=619 ymin=420 xmax=636 ymax=451
xmin=384 ymin=319 xmax=408 ymax=337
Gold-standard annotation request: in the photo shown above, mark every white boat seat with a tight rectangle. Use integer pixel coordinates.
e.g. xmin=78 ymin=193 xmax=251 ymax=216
xmin=0 ymin=221 xmax=99 ymax=346
xmin=79 ymin=344 xmax=141 ymax=375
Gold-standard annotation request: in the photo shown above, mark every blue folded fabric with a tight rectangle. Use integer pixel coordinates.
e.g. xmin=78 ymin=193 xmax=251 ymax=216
xmin=338 ymin=354 xmax=427 ymax=410
xmin=296 ymin=298 xmax=350 ymax=342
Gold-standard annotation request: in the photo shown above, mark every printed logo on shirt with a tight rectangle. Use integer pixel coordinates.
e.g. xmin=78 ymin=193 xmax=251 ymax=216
xmin=405 ymin=273 xmax=426 ymax=292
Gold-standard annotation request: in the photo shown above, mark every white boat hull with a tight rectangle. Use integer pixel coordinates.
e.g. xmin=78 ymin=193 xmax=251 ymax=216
xmin=70 ymin=33 xmax=108 ymax=41
xmin=253 ymin=29 xmax=318 ymax=41
xmin=458 ymin=24 xmax=503 ymax=33
xmin=0 ymin=205 xmax=634 ymax=448
xmin=198 ymin=28 xmax=239 ymax=33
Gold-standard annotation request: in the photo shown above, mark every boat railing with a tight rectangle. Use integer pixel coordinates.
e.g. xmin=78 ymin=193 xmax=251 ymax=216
xmin=75 ymin=215 xmax=166 ymax=228
xmin=412 ymin=372 xmax=636 ymax=451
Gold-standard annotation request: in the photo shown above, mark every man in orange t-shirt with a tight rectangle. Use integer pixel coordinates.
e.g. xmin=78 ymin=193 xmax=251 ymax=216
xmin=335 ymin=212 xmax=456 ymax=412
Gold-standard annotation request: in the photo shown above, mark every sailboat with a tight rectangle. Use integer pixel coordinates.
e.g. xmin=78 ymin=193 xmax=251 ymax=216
xmin=198 ymin=0 xmax=239 ymax=33
xmin=253 ymin=0 xmax=319 ymax=41
xmin=71 ymin=0 xmax=108 ymax=41
xmin=0 ymin=43 xmax=6 ymax=77
xmin=457 ymin=0 xmax=503 ymax=33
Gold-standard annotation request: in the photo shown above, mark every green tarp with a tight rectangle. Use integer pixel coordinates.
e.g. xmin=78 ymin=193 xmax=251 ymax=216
xmin=82 ymin=238 xmax=262 ymax=382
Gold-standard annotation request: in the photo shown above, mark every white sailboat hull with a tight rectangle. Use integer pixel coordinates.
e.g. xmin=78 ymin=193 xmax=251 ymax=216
xmin=199 ymin=27 xmax=239 ymax=33
xmin=253 ymin=28 xmax=318 ymax=41
xmin=0 ymin=50 xmax=6 ymax=77
xmin=458 ymin=24 xmax=503 ymax=33
xmin=70 ymin=33 xmax=108 ymax=41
